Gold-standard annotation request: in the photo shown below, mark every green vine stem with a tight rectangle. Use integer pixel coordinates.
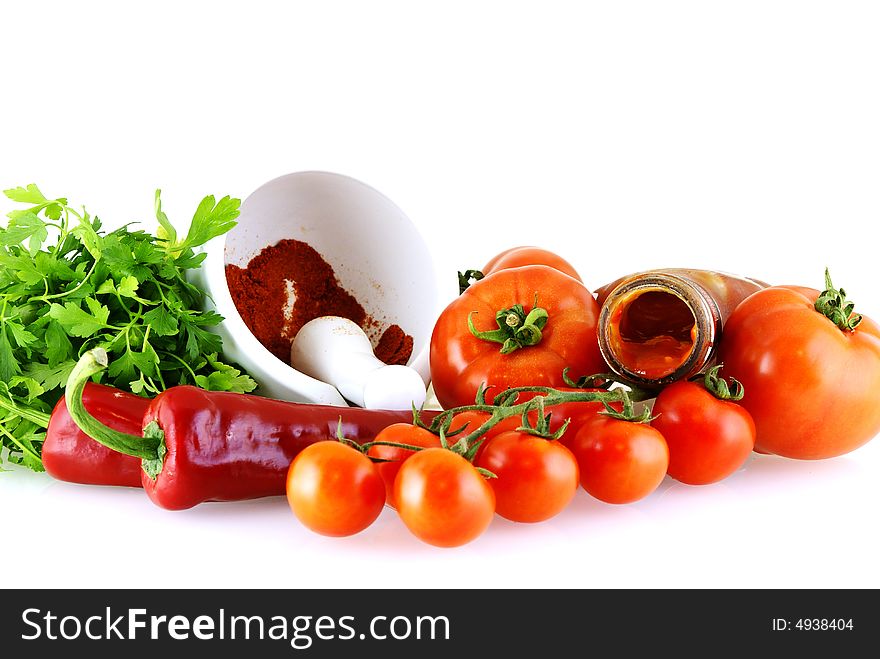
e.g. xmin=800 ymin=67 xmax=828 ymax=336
xmin=418 ymin=381 xmax=649 ymax=455
xmin=333 ymin=418 xmax=433 ymax=456
xmin=561 ymin=367 xmax=657 ymax=402
xmin=468 ymin=295 xmax=549 ymax=354
xmin=815 ymin=267 xmax=862 ymax=331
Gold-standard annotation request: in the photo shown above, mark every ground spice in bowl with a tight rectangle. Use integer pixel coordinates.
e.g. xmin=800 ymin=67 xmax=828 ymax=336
xmin=225 ymin=239 xmax=414 ymax=366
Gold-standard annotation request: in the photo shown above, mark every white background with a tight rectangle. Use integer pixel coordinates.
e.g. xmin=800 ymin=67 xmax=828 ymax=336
xmin=1 ymin=0 xmax=879 ymax=589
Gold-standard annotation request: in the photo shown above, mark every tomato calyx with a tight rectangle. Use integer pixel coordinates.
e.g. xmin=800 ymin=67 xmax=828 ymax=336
xmin=457 ymin=269 xmax=485 ymax=294
xmin=467 ymin=295 xmax=549 ymax=354
xmin=599 ymin=390 xmax=655 ymax=424
xmin=509 ymin=395 xmax=571 ymax=441
xmin=691 ymin=364 xmax=744 ymax=401
xmin=815 ymin=267 xmax=863 ymax=332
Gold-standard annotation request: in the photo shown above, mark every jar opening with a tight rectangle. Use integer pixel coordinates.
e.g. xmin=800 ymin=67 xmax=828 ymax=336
xmin=608 ymin=289 xmax=697 ymax=380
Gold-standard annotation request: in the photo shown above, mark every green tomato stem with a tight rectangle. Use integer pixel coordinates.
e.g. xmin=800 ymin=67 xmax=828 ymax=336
xmin=815 ymin=267 xmax=862 ymax=332
xmin=699 ymin=364 xmax=744 ymax=401
xmin=467 ymin=296 xmax=549 ymax=355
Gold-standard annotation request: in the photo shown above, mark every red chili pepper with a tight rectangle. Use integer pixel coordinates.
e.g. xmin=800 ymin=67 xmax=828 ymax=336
xmin=44 ymin=382 xmax=149 ymax=488
xmin=65 ymin=349 xmax=434 ymax=510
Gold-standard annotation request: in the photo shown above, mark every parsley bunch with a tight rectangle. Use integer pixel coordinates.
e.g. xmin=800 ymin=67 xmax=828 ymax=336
xmin=0 ymin=184 xmax=256 ymax=472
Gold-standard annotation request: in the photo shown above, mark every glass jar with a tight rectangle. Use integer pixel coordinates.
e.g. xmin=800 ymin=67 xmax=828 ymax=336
xmin=594 ymin=269 xmax=766 ymax=388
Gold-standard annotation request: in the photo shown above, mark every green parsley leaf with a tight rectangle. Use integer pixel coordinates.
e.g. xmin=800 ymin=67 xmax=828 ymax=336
xmin=1 ymin=185 xmax=254 ymax=472
xmin=44 ymin=203 xmax=64 ymax=221
xmin=71 ymin=213 xmax=103 ymax=258
xmin=181 ymin=317 xmax=223 ymax=360
xmin=117 ymin=275 xmax=140 ymax=298
xmin=9 ymin=376 xmax=44 ymax=401
xmin=24 ymin=360 xmax=76 ymax=392
xmin=178 ymin=195 xmax=240 ymax=251
xmin=174 ymin=250 xmax=208 ymax=270
xmin=154 ymin=189 xmax=177 ymax=247
xmin=195 ymin=355 xmax=257 ymax=393
xmin=0 ymin=211 xmax=49 ymax=255
xmin=48 ymin=299 xmax=111 ymax=337
xmin=0 ymin=326 xmax=21 ymax=382
xmin=142 ymin=306 xmax=179 ymax=336
xmin=0 ymin=250 xmax=45 ymax=286
xmin=44 ymin=321 xmax=74 ymax=367
xmin=3 ymin=184 xmax=47 ymax=204
xmin=96 ymin=279 xmax=116 ymax=295
xmin=6 ymin=321 xmax=37 ymax=351
xmin=6 ymin=425 xmax=46 ymax=472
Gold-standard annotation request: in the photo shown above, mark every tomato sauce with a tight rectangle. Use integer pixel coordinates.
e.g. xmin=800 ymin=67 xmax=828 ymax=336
xmin=607 ymin=289 xmax=697 ymax=379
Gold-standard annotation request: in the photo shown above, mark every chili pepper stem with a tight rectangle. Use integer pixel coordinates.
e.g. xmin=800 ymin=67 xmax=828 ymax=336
xmin=64 ymin=348 xmax=161 ymax=460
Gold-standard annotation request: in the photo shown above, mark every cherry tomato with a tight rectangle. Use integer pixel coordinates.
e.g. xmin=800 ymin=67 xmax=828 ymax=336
xmin=476 ymin=431 xmax=579 ymax=523
xmin=366 ymin=423 xmax=441 ymax=508
xmin=568 ymin=416 xmax=669 ymax=504
xmin=718 ymin=277 xmax=880 ymax=459
xmin=394 ymin=448 xmax=495 ymax=547
xmin=431 ymin=265 xmax=605 ymax=409
xmin=482 ymin=246 xmax=582 ymax=282
xmin=286 ymin=441 xmax=385 ymax=537
xmin=652 ymin=380 xmax=756 ymax=485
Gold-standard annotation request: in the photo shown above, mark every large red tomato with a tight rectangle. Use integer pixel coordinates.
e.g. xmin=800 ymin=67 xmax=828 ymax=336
xmin=482 ymin=246 xmax=582 ymax=282
xmin=431 ymin=265 xmax=605 ymax=409
xmin=718 ymin=275 xmax=880 ymax=459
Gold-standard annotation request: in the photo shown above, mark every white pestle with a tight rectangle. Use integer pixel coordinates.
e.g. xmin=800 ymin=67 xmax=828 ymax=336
xmin=290 ymin=316 xmax=427 ymax=411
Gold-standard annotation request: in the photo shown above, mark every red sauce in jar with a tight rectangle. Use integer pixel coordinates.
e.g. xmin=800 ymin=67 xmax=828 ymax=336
xmin=607 ymin=289 xmax=697 ymax=379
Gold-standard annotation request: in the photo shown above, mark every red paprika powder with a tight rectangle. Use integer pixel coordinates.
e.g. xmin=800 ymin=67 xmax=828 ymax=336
xmin=225 ymin=239 xmax=413 ymax=366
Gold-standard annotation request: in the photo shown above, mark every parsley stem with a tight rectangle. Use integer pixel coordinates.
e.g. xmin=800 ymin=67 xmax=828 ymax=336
xmin=0 ymin=393 xmax=51 ymax=427
xmin=27 ymin=258 xmax=100 ymax=304
xmin=160 ymin=351 xmax=198 ymax=383
xmin=0 ymin=423 xmax=42 ymax=465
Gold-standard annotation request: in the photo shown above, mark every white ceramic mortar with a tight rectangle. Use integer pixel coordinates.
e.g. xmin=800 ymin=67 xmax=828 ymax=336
xmin=191 ymin=171 xmax=439 ymax=405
